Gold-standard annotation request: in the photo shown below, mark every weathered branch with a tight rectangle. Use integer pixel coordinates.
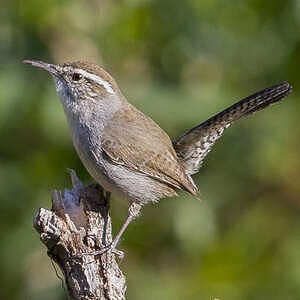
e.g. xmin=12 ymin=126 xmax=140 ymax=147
xmin=33 ymin=170 xmax=126 ymax=300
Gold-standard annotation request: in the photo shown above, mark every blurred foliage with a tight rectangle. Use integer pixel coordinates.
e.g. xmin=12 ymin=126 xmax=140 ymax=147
xmin=0 ymin=0 xmax=299 ymax=299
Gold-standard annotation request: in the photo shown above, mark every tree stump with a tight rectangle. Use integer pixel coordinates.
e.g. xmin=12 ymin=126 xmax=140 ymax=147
xmin=33 ymin=169 xmax=126 ymax=300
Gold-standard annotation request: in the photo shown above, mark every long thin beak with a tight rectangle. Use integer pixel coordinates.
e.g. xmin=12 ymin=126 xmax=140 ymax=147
xmin=23 ymin=59 xmax=59 ymax=76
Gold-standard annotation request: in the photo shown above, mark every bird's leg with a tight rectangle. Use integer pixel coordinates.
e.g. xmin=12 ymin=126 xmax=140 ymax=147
xmin=110 ymin=202 xmax=142 ymax=250
xmin=81 ymin=202 xmax=142 ymax=257
xmin=105 ymin=191 xmax=111 ymax=209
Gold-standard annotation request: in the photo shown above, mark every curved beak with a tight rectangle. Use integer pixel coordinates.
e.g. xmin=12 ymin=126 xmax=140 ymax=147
xmin=23 ymin=59 xmax=59 ymax=76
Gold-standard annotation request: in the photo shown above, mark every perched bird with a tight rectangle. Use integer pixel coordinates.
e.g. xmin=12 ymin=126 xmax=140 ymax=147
xmin=23 ymin=59 xmax=292 ymax=254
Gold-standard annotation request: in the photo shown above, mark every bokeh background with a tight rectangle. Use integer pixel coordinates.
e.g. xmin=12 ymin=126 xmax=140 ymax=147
xmin=1 ymin=0 xmax=300 ymax=299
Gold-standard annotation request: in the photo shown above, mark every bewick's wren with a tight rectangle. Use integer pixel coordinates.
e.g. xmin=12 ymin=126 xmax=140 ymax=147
xmin=23 ymin=59 xmax=292 ymax=255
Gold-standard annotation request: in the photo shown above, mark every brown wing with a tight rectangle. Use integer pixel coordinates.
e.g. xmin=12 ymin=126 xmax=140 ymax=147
xmin=101 ymin=104 xmax=198 ymax=196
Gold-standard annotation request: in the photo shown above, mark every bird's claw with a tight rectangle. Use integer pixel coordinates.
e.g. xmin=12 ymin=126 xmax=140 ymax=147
xmin=77 ymin=244 xmax=124 ymax=259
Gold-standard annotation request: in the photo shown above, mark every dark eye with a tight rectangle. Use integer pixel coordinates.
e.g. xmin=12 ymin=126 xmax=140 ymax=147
xmin=72 ymin=73 xmax=82 ymax=81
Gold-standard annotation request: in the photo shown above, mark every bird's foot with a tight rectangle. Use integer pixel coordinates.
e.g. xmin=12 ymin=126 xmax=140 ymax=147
xmin=78 ymin=244 xmax=124 ymax=259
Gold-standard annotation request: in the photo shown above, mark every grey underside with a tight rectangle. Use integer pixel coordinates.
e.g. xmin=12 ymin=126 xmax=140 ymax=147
xmin=77 ymin=137 xmax=177 ymax=204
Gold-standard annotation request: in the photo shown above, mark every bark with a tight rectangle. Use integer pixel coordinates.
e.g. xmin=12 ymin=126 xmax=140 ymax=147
xmin=33 ymin=169 xmax=126 ymax=300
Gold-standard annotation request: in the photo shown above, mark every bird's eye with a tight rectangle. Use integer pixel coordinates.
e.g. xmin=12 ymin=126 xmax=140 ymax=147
xmin=72 ymin=73 xmax=82 ymax=81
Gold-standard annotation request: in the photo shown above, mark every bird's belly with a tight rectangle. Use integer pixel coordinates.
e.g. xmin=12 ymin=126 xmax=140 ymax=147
xmin=102 ymin=161 xmax=177 ymax=203
xmin=82 ymin=152 xmax=176 ymax=203
xmin=68 ymin=119 xmax=176 ymax=204
xmin=72 ymin=135 xmax=175 ymax=204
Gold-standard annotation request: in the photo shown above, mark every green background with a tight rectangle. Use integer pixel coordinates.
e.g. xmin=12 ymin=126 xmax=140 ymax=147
xmin=1 ymin=0 xmax=300 ymax=299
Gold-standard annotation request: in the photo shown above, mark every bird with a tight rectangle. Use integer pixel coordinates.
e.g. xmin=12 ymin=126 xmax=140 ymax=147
xmin=23 ymin=59 xmax=292 ymax=255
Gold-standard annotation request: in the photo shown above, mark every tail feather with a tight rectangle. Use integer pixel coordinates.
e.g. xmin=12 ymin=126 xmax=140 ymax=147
xmin=174 ymin=82 xmax=292 ymax=175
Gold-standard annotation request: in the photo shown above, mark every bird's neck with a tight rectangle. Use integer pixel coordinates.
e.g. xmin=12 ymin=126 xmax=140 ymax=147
xmin=57 ymin=90 xmax=125 ymax=142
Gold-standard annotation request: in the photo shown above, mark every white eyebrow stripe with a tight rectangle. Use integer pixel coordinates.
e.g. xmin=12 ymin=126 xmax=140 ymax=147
xmin=75 ymin=68 xmax=115 ymax=94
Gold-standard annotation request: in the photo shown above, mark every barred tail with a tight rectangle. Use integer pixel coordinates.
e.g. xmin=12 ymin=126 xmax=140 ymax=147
xmin=174 ymin=82 xmax=292 ymax=175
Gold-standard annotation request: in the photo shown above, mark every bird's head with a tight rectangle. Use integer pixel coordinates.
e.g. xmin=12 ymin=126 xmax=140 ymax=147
xmin=23 ymin=60 xmax=120 ymax=105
